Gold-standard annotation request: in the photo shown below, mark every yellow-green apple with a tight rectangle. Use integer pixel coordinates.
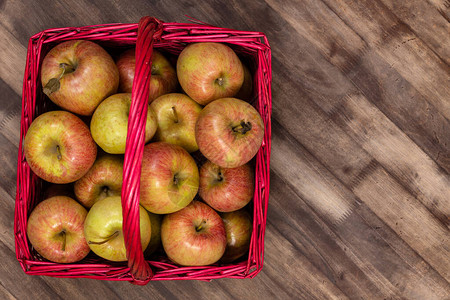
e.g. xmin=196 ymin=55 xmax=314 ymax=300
xmin=234 ymin=63 xmax=253 ymax=101
xmin=140 ymin=142 xmax=199 ymax=214
xmin=90 ymin=93 xmax=157 ymax=154
xmin=24 ymin=110 xmax=97 ymax=184
xmin=74 ymin=154 xmax=123 ymax=208
xmin=144 ymin=212 xmax=162 ymax=257
xmin=161 ymin=201 xmax=226 ymax=266
xmin=41 ymin=40 xmax=119 ymax=116
xmin=84 ymin=196 xmax=151 ymax=262
xmin=220 ymin=208 xmax=252 ymax=263
xmin=27 ymin=196 xmax=90 ymax=263
xmin=199 ymin=160 xmax=254 ymax=212
xmin=195 ymin=98 xmax=264 ymax=168
xmin=116 ymin=49 xmax=177 ymax=102
xmin=177 ymin=42 xmax=244 ymax=105
xmin=150 ymin=93 xmax=202 ymax=152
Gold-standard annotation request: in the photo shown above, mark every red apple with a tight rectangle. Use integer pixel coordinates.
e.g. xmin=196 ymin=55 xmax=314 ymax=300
xmin=199 ymin=160 xmax=254 ymax=212
xmin=177 ymin=42 xmax=244 ymax=105
xmin=161 ymin=201 xmax=227 ymax=266
xmin=140 ymin=142 xmax=199 ymax=214
xmin=74 ymin=154 xmax=123 ymax=208
xmin=27 ymin=196 xmax=90 ymax=263
xmin=195 ymin=98 xmax=264 ymax=168
xmin=116 ymin=48 xmax=177 ymax=102
xmin=220 ymin=208 xmax=253 ymax=263
xmin=41 ymin=40 xmax=119 ymax=116
xmin=24 ymin=110 xmax=97 ymax=184
xmin=150 ymin=93 xmax=202 ymax=153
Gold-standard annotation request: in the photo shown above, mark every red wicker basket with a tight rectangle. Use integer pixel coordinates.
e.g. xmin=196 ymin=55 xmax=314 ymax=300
xmin=15 ymin=16 xmax=271 ymax=284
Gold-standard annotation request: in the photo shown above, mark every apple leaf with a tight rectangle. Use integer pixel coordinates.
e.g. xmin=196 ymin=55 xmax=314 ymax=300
xmin=43 ymin=78 xmax=60 ymax=96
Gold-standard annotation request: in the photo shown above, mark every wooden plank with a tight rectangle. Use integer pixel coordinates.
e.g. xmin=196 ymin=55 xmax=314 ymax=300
xmin=378 ymin=0 xmax=450 ymax=64
xmin=268 ymin=171 xmax=390 ymax=299
xmin=260 ymin=2 xmax=450 ymax=226
xmin=0 ymin=78 xmax=22 ymax=148
xmin=0 ymin=133 xmax=19 ymax=197
xmin=0 ymin=283 xmax=16 ymax=300
xmin=271 ymin=126 xmax=450 ymax=299
xmin=344 ymin=50 xmax=450 ymax=173
xmin=426 ymin=0 xmax=450 ymax=17
xmin=348 ymin=198 xmax=450 ymax=299
xmin=352 ymin=165 xmax=450 ymax=281
xmin=268 ymin=22 xmax=450 ymax=227
xmin=330 ymin=92 xmax=450 ymax=226
xmin=271 ymin=123 xmax=355 ymax=224
xmin=0 ymin=25 xmax=26 ymax=95
xmin=270 ymin=62 xmax=373 ymax=185
xmin=260 ymin=227 xmax=349 ymax=299
xmin=321 ymin=0 xmax=450 ymax=120
xmin=264 ymin=0 xmax=450 ymax=175
xmin=264 ymin=0 xmax=368 ymax=82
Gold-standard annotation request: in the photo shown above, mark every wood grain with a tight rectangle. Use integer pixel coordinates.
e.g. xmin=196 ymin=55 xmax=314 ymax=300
xmin=1 ymin=0 xmax=449 ymax=299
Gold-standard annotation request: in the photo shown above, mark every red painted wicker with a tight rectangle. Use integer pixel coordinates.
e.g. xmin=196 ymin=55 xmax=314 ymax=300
xmin=15 ymin=16 xmax=271 ymax=284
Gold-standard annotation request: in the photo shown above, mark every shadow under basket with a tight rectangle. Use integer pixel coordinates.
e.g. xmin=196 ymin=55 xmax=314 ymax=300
xmin=14 ymin=16 xmax=272 ymax=284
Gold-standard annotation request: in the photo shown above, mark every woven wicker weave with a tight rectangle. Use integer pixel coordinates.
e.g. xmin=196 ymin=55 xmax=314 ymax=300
xmin=15 ymin=16 xmax=271 ymax=284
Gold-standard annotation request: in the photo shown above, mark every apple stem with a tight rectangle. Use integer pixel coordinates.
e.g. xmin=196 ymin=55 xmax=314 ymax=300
xmin=195 ymin=220 xmax=207 ymax=232
xmin=232 ymin=121 xmax=252 ymax=134
xmin=217 ymin=170 xmax=223 ymax=182
xmin=61 ymin=230 xmax=66 ymax=252
xmin=56 ymin=145 xmax=62 ymax=160
xmin=172 ymin=106 xmax=179 ymax=123
xmin=151 ymin=65 xmax=157 ymax=75
xmin=215 ymin=77 xmax=224 ymax=86
xmin=88 ymin=231 xmax=119 ymax=245
xmin=59 ymin=63 xmax=75 ymax=77
xmin=43 ymin=63 xmax=75 ymax=96
xmin=102 ymin=186 xmax=109 ymax=196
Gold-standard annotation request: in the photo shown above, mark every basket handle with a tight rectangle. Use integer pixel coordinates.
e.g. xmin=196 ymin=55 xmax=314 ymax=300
xmin=121 ymin=16 xmax=163 ymax=285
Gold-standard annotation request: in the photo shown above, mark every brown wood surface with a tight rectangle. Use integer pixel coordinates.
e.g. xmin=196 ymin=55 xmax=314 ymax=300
xmin=1 ymin=0 xmax=449 ymax=299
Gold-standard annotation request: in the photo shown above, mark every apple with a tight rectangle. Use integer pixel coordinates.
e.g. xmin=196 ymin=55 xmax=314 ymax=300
xmin=199 ymin=160 xmax=254 ymax=212
xmin=90 ymin=93 xmax=157 ymax=154
xmin=41 ymin=40 xmax=119 ymax=116
xmin=24 ymin=110 xmax=97 ymax=184
xmin=220 ymin=208 xmax=253 ymax=263
xmin=74 ymin=154 xmax=123 ymax=208
xmin=116 ymin=48 xmax=177 ymax=102
xmin=150 ymin=93 xmax=202 ymax=152
xmin=144 ymin=212 xmax=162 ymax=257
xmin=140 ymin=142 xmax=199 ymax=214
xmin=234 ymin=62 xmax=253 ymax=101
xmin=27 ymin=196 xmax=90 ymax=263
xmin=84 ymin=196 xmax=151 ymax=262
xmin=195 ymin=98 xmax=264 ymax=168
xmin=161 ymin=201 xmax=226 ymax=266
xmin=177 ymin=42 xmax=244 ymax=105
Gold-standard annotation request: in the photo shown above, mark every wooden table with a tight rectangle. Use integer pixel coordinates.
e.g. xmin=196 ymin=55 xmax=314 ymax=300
xmin=1 ymin=1 xmax=448 ymax=299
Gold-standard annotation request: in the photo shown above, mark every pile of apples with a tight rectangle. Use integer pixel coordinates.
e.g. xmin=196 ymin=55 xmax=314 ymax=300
xmin=24 ymin=39 xmax=263 ymax=267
